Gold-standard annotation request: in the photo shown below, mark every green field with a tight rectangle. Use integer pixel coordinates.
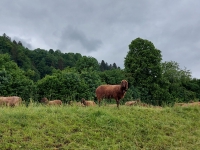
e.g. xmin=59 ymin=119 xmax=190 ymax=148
xmin=0 ymin=104 xmax=200 ymax=150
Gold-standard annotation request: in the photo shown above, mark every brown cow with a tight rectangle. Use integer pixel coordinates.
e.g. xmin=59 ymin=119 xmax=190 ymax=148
xmin=41 ymin=97 xmax=62 ymax=106
xmin=81 ymin=98 xmax=96 ymax=106
xmin=0 ymin=96 xmax=22 ymax=107
xmin=95 ymin=80 xmax=128 ymax=108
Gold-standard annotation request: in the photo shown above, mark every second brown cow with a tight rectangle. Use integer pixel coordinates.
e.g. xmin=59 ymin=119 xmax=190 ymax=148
xmin=41 ymin=97 xmax=62 ymax=106
xmin=81 ymin=98 xmax=96 ymax=106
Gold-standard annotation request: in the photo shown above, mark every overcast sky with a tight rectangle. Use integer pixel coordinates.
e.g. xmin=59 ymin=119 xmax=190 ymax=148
xmin=1 ymin=0 xmax=200 ymax=78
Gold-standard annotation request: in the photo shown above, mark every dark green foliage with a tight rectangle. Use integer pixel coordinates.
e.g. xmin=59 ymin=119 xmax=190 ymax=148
xmin=75 ymin=56 xmax=100 ymax=72
xmin=80 ymin=70 xmax=102 ymax=100
xmin=121 ymin=86 xmax=141 ymax=104
xmin=160 ymin=61 xmax=195 ymax=103
xmin=124 ymin=38 xmax=197 ymax=105
xmin=59 ymin=72 xmax=88 ymax=101
xmin=63 ymin=52 xmax=82 ymax=67
xmin=100 ymin=60 xmax=120 ymax=71
xmin=36 ymin=68 xmax=102 ymax=103
xmin=99 ymin=69 xmax=126 ymax=84
xmin=0 ymin=54 xmax=36 ymax=100
xmin=0 ymin=34 xmax=12 ymax=54
xmin=0 ymin=69 xmax=11 ymax=95
xmin=124 ymin=38 xmax=162 ymax=104
xmin=185 ymin=78 xmax=200 ymax=99
xmin=0 ymin=35 xmax=40 ymax=81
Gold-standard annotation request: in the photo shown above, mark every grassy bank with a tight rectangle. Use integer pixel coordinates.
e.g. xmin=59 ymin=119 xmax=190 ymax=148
xmin=0 ymin=104 xmax=200 ymax=149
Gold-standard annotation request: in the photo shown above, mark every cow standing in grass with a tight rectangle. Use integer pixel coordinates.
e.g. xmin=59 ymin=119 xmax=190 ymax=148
xmin=81 ymin=98 xmax=96 ymax=106
xmin=95 ymin=80 xmax=128 ymax=108
xmin=41 ymin=97 xmax=62 ymax=106
xmin=0 ymin=96 xmax=22 ymax=107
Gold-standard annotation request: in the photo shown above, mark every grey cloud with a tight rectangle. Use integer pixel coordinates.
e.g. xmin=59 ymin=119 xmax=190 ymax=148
xmin=0 ymin=0 xmax=200 ymax=78
xmin=59 ymin=26 xmax=102 ymax=52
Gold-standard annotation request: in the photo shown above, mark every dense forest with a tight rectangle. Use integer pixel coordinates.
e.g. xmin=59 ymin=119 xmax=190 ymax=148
xmin=0 ymin=33 xmax=200 ymax=106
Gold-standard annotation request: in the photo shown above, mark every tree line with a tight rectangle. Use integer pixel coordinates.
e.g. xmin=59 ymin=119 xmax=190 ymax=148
xmin=0 ymin=33 xmax=200 ymax=106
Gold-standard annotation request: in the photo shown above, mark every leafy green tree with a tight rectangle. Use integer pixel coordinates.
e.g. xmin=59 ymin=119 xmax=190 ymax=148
xmin=75 ymin=56 xmax=100 ymax=72
xmin=161 ymin=61 xmax=194 ymax=103
xmin=80 ymin=70 xmax=102 ymax=100
xmin=99 ymin=69 xmax=126 ymax=84
xmin=0 ymin=36 xmax=40 ymax=81
xmin=0 ymin=54 xmax=35 ymax=101
xmin=45 ymin=53 xmax=56 ymax=67
xmin=59 ymin=71 xmax=88 ymax=101
xmin=0 ymin=69 xmax=11 ymax=95
xmin=185 ymin=78 xmax=200 ymax=99
xmin=0 ymin=34 xmax=12 ymax=54
xmin=49 ymin=49 xmax=54 ymax=54
xmin=63 ymin=53 xmax=81 ymax=67
xmin=36 ymin=75 xmax=62 ymax=101
xmin=36 ymin=68 xmax=89 ymax=103
xmin=124 ymin=38 xmax=162 ymax=104
xmin=57 ymin=56 xmax=65 ymax=70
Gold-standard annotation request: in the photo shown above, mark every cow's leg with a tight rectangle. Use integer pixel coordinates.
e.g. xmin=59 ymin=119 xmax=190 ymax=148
xmin=116 ymin=99 xmax=120 ymax=109
xmin=98 ymin=99 xmax=101 ymax=107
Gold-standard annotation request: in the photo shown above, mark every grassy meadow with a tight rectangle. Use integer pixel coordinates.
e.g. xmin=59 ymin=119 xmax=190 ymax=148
xmin=0 ymin=103 xmax=200 ymax=150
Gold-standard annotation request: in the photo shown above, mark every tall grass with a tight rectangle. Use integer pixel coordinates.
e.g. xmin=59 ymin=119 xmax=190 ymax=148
xmin=0 ymin=104 xmax=200 ymax=149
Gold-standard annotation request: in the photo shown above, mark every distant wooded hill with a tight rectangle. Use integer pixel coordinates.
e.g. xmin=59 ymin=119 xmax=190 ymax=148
xmin=0 ymin=33 xmax=120 ymax=81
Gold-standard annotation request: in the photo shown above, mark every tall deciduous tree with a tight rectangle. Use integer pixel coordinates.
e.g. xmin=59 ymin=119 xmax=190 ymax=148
xmin=161 ymin=61 xmax=195 ymax=103
xmin=124 ymin=38 xmax=162 ymax=104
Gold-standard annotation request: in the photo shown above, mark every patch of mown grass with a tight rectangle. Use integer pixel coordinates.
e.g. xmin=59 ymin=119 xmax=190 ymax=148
xmin=0 ymin=104 xmax=200 ymax=149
